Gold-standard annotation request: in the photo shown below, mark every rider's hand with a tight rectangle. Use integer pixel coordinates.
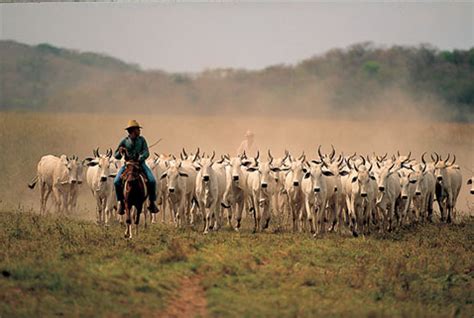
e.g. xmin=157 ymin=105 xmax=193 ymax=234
xmin=119 ymin=146 xmax=126 ymax=155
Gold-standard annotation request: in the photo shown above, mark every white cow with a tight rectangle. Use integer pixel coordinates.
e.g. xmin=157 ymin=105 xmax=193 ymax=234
xmin=409 ymin=163 xmax=436 ymax=223
xmin=301 ymin=162 xmax=335 ymax=236
xmin=375 ymin=163 xmax=402 ymax=232
xmin=28 ymin=154 xmax=81 ymax=214
xmin=246 ymin=159 xmax=280 ymax=232
xmin=222 ymin=155 xmax=250 ymax=231
xmin=85 ymin=149 xmax=118 ymax=225
xmin=160 ymin=161 xmax=189 ymax=228
xmin=66 ymin=156 xmax=84 ymax=213
xmin=284 ymin=154 xmax=306 ymax=232
xmin=345 ymin=160 xmax=377 ymax=236
xmin=195 ymin=152 xmax=226 ymax=234
xmin=433 ymin=153 xmax=462 ymax=223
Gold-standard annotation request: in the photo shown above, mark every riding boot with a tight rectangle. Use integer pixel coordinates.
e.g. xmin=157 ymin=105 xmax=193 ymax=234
xmin=118 ymin=200 xmax=125 ymax=215
xmin=148 ymin=200 xmax=159 ymax=213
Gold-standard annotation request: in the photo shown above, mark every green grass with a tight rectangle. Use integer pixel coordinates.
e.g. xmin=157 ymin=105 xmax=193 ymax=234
xmin=0 ymin=211 xmax=473 ymax=317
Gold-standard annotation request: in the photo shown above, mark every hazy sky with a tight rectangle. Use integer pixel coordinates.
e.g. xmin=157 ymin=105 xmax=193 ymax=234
xmin=1 ymin=2 xmax=472 ymax=72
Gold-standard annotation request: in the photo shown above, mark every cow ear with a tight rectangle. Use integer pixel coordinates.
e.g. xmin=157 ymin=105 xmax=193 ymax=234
xmin=108 ymin=174 xmax=117 ymax=178
xmin=409 ymin=179 xmax=417 ymax=184
xmin=87 ymin=161 xmax=98 ymax=167
xmin=241 ymin=161 xmax=252 ymax=167
xmin=351 ymin=176 xmax=358 ymax=183
xmin=302 ymin=168 xmax=308 ymax=174
xmin=304 ymin=172 xmax=311 ymax=179
xmin=179 ymin=172 xmax=189 ymax=178
xmin=467 ymin=179 xmax=473 ymax=185
xmin=339 ymin=171 xmax=349 ymax=176
xmin=322 ymin=170 xmax=334 ymax=177
xmin=160 ymin=173 xmax=168 ymax=180
xmin=369 ymin=175 xmax=376 ymax=181
xmin=271 ymin=167 xmax=280 ymax=172
xmin=247 ymin=167 xmax=258 ymax=172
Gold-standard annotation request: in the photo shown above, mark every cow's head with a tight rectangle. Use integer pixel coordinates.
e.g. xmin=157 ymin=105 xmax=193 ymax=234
xmin=86 ymin=148 xmax=115 ymax=182
xmin=304 ymin=161 xmax=334 ymax=194
xmin=286 ymin=152 xmax=306 ymax=187
xmin=347 ymin=158 xmax=375 ymax=198
xmin=375 ymin=162 xmax=395 ymax=193
xmin=433 ymin=152 xmax=456 ymax=182
xmin=160 ymin=161 xmax=188 ymax=193
xmin=247 ymin=160 xmax=280 ymax=189
xmin=60 ymin=155 xmax=81 ymax=184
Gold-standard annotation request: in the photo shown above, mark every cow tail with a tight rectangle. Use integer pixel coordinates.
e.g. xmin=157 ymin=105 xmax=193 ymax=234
xmin=28 ymin=175 xmax=38 ymax=189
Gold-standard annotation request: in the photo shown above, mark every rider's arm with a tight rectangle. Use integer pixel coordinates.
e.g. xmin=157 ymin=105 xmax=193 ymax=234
xmin=138 ymin=137 xmax=149 ymax=162
xmin=114 ymin=138 xmax=126 ymax=160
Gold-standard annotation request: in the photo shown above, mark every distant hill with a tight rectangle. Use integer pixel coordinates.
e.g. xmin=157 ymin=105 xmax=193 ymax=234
xmin=1 ymin=40 xmax=473 ymax=121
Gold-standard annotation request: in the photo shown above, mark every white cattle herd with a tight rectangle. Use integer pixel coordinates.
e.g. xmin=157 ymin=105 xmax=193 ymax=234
xmin=29 ymin=147 xmax=471 ymax=237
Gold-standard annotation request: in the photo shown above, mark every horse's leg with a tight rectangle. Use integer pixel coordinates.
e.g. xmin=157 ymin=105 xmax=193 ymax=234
xmin=135 ymin=206 xmax=141 ymax=237
xmin=125 ymin=204 xmax=132 ymax=239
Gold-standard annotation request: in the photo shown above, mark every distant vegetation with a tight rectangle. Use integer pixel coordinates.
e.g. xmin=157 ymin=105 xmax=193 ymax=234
xmin=0 ymin=40 xmax=473 ymax=121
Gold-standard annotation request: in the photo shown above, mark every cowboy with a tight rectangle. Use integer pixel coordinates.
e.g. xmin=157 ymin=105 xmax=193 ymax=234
xmin=237 ymin=129 xmax=258 ymax=156
xmin=113 ymin=120 xmax=159 ymax=214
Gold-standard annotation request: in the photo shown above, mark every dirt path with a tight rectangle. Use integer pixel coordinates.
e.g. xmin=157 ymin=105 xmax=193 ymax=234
xmin=160 ymin=275 xmax=208 ymax=318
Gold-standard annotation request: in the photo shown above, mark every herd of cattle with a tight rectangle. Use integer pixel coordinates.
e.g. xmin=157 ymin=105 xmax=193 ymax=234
xmin=28 ymin=146 xmax=472 ymax=237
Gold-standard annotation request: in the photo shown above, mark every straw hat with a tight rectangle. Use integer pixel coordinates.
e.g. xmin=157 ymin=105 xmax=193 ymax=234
xmin=125 ymin=120 xmax=142 ymax=130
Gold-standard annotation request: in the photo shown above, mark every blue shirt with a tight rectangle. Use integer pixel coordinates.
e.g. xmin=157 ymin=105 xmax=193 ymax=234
xmin=114 ymin=135 xmax=149 ymax=163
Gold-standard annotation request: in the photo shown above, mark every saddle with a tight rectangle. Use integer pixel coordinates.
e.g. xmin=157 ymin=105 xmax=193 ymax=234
xmin=120 ymin=162 xmax=148 ymax=184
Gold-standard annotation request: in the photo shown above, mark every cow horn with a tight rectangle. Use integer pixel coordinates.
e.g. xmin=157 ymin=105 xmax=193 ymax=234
xmin=360 ymin=155 xmax=366 ymax=167
xmin=376 ymin=162 xmax=381 ymax=169
xmin=298 ymin=151 xmax=305 ymax=161
xmin=194 ymin=148 xmax=200 ymax=161
xmin=330 ymin=145 xmax=335 ymax=160
xmin=182 ymin=147 xmax=188 ymax=158
xmin=242 ymin=150 xmax=247 ymax=159
xmin=407 ymin=151 xmax=411 ymax=160
xmin=283 ymin=150 xmax=290 ymax=161
xmin=180 ymin=153 xmax=184 ymax=160
xmin=346 ymin=159 xmax=353 ymax=170
xmin=450 ymin=154 xmax=456 ymax=166
xmin=368 ymin=162 xmax=373 ymax=172
xmin=397 ymin=150 xmax=400 ymax=157
xmin=381 ymin=153 xmax=388 ymax=161
xmin=255 ymin=150 xmax=260 ymax=161
xmin=268 ymin=149 xmax=273 ymax=161
xmin=445 ymin=153 xmax=450 ymax=163
xmin=210 ymin=151 xmax=216 ymax=161
xmin=388 ymin=163 xmax=395 ymax=173
xmin=317 ymin=145 xmax=324 ymax=160
xmin=97 ymin=147 xmax=100 ymax=157
xmin=421 ymin=152 xmax=427 ymax=165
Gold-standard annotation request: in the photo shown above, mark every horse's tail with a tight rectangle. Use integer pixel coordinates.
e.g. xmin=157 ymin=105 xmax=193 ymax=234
xmin=28 ymin=175 xmax=38 ymax=189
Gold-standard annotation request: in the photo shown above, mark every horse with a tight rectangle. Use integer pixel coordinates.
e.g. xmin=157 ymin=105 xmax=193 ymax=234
xmin=121 ymin=161 xmax=148 ymax=238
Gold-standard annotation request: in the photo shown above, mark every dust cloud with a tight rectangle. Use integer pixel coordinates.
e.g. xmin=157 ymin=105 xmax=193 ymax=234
xmin=0 ymin=102 xmax=472 ymax=218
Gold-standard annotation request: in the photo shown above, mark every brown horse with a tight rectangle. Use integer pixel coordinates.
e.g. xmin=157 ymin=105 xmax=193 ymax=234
xmin=122 ymin=161 xmax=148 ymax=238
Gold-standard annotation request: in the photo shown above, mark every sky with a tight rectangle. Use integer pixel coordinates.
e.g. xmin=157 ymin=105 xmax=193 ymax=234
xmin=1 ymin=2 xmax=473 ymax=73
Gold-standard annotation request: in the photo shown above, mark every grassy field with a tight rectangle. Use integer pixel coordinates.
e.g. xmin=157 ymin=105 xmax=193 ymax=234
xmin=1 ymin=210 xmax=473 ymax=317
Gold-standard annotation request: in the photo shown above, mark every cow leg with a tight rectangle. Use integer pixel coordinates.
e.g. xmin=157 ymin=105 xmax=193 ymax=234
xmin=39 ymin=182 xmax=47 ymax=215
